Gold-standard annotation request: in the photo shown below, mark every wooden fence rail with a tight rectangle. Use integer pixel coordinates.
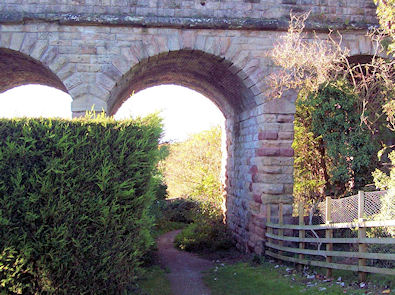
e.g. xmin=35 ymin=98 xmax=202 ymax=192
xmin=265 ymin=191 xmax=395 ymax=281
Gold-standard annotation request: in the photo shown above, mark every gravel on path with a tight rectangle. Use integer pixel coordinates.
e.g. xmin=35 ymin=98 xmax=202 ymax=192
xmin=157 ymin=230 xmax=214 ymax=295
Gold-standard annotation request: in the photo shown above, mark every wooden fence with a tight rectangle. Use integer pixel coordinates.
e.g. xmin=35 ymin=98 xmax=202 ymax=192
xmin=265 ymin=191 xmax=395 ymax=281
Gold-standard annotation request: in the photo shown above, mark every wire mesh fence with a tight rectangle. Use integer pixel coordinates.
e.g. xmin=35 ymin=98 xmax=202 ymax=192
xmin=314 ymin=190 xmax=390 ymax=224
xmin=310 ymin=190 xmax=394 ymax=268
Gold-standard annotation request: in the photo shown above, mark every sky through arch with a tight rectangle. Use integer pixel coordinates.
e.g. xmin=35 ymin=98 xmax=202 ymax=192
xmin=114 ymin=85 xmax=225 ymax=142
xmin=0 ymin=85 xmax=72 ymax=119
xmin=0 ymin=84 xmax=225 ymax=142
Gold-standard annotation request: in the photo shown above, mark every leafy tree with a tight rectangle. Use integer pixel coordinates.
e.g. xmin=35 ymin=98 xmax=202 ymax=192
xmin=164 ymin=126 xmax=223 ymax=212
xmin=270 ymin=12 xmax=394 ymax=202
xmin=302 ymin=80 xmax=379 ymax=196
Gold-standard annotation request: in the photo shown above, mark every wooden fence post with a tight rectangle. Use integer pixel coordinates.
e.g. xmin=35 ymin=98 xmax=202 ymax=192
xmin=298 ymin=202 xmax=305 ymax=271
xmin=325 ymin=197 xmax=333 ymax=278
xmin=358 ymin=191 xmax=367 ymax=282
xmin=266 ymin=204 xmax=272 ymax=252
xmin=279 ymin=203 xmax=284 ymax=256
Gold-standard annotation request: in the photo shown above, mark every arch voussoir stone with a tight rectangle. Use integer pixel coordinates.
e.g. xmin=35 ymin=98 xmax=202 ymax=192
xmin=9 ymin=32 xmax=25 ymax=51
xmin=30 ymin=39 xmax=48 ymax=60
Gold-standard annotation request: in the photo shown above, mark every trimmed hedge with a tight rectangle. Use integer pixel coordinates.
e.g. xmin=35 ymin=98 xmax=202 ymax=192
xmin=0 ymin=114 xmax=162 ymax=294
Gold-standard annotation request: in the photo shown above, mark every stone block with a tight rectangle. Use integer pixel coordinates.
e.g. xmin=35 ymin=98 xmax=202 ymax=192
xmin=40 ymin=46 xmax=58 ymax=65
xmin=256 ymin=147 xmax=278 ymax=157
xmin=71 ymin=95 xmax=107 ymax=112
xmin=30 ymin=40 xmax=48 ymax=60
xmin=261 ymin=194 xmax=293 ymax=204
xmin=278 ymin=131 xmax=294 ymax=140
xmin=19 ymin=33 xmax=38 ymax=56
xmin=258 ymin=130 xmax=278 ymax=140
xmin=63 ymin=73 xmax=82 ymax=90
xmin=261 ymin=99 xmax=296 ymax=114
xmin=57 ymin=63 xmax=75 ymax=80
xmin=277 ymin=114 xmax=294 ymax=123
xmin=9 ymin=32 xmax=24 ymax=51
xmin=252 ymin=183 xmax=284 ymax=195
xmin=112 ymin=56 xmax=131 ymax=75
xmin=253 ymin=194 xmax=262 ymax=204
xmin=279 ymin=147 xmax=294 ymax=157
xmin=96 ymin=73 xmax=116 ymax=91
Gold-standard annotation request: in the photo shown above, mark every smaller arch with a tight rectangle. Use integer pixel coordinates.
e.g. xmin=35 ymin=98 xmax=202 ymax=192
xmin=0 ymin=48 xmax=67 ymax=94
xmin=347 ymin=54 xmax=375 ymax=65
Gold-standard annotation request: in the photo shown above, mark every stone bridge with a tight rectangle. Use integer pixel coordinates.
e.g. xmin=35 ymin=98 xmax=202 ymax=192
xmin=0 ymin=0 xmax=378 ymax=253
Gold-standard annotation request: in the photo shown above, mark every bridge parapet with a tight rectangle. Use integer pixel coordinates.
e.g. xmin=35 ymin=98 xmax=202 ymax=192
xmin=0 ymin=0 xmax=378 ymax=30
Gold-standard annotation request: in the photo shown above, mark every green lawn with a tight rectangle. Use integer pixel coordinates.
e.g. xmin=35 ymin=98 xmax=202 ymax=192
xmin=204 ymin=261 xmax=395 ymax=295
xmin=138 ymin=266 xmax=172 ymax=295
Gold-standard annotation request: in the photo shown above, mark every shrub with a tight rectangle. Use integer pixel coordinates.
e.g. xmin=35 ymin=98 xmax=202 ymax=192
xmin=301 ymin=80 xmax=380 ymax=196
xmin=0 ymin=114 xmax=162 ymax=294
xmin=174 ymin=216 xmax=234 ymax=253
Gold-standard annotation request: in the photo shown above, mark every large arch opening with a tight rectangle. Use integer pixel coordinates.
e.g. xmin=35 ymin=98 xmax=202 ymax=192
xmin=109 ymin=50 xmax=259 ymax=242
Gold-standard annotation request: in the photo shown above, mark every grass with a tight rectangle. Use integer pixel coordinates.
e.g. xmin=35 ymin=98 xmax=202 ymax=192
xmin=204 ymin=260 xmax=395 ymax=295
xmin=137 ymin=266 xmax=172 ymax=295
xmin=312 ymin=266 xmax=395 ymax=290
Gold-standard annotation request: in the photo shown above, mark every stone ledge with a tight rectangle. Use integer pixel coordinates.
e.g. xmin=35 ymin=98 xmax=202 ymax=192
xmin=0 ymin=12 xmax=377 ymax=32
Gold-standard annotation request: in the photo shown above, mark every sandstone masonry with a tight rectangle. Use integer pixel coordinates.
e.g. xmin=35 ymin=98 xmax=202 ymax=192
xmin=0 ymin=0 xmax=379 ymax=253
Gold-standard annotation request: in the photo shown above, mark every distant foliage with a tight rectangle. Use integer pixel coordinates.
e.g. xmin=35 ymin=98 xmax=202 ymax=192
xmin=164 ymin=126 xmax=223 ymax=212
xmin=0 ymin=114 xmax=162 ymax=294
xmin=162 ymin=126 xmax=234 ymax=253
xmin=374 ymin=0 xmax=395 ymax=54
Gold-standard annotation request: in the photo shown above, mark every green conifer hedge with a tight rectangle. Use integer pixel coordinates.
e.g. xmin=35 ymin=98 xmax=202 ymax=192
xmin=0 ymin=114 xmax=162 ymax=294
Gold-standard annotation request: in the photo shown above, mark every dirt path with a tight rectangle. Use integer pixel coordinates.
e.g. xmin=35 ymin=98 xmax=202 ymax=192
xmin=157 ymin=230 xmax=214 ymax=295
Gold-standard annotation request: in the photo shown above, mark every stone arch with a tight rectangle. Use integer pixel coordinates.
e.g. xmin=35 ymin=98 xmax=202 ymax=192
xmin=106 ymin=49 xmax=258 ymax=118
xmin=0 ymin=47 xmax=67 ymax=94
xmin=0 ymin=32 xmax=107 ymax=114
xmin=105 ymin=49 xmax=264 ymax=247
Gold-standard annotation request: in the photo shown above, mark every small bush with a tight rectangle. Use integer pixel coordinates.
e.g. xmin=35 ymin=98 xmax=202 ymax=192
xmin=174 ymin=217 xmax=234 ymax=253
xmin=0 ymin=114 xmax=162 ymax=294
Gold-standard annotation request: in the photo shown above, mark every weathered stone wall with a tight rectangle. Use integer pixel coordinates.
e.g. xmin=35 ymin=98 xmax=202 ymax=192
xmin=0 ymin=0 xmax=377 ymax=23
xmin=0 ymin=0 xmax=379 ymax=253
